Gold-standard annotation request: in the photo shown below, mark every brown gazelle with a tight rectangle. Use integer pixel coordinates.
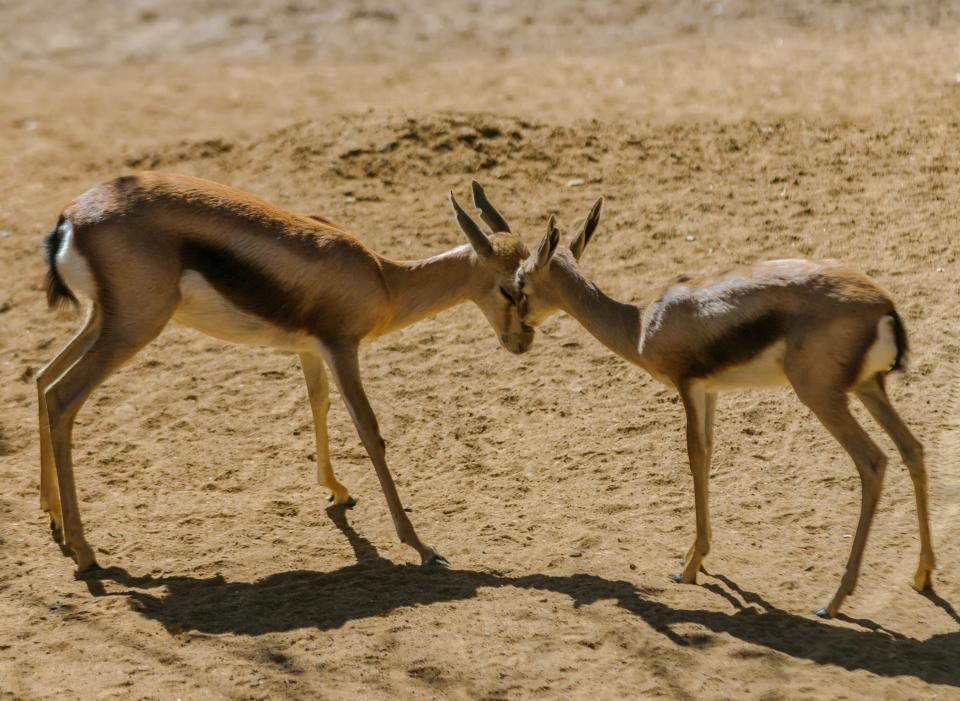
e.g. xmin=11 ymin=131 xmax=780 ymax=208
xmin=38 ymin=172 xmax=534 ymax=572
xmin=469 ymin=182 xmax=934 ymax=617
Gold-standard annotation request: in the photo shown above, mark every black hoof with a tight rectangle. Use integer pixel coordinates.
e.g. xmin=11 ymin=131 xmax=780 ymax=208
xmin=671 ymin=572 xmax=683 ymax=583
xmin=326 ymin=495 xmax=357 ymax=508
xmin=814 ymin=607 xmax=830 ymax=618
xmin=77 ymin=560 xmax=102 ymax=574
xmin=425 ymin=554 xmax=450 ymax=568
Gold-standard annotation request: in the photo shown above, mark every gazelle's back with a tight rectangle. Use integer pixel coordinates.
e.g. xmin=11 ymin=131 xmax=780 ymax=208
xmin=58 ymin=172 xmax=390 ymax=343
xmin=639 ymin=258 xmax=899 ymax=390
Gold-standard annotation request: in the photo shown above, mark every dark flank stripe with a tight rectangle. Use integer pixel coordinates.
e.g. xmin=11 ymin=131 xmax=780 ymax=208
xmin=181 ymin=243 xmax=308 ymax=333
xmin=684 ymin=312 xmax=785 ymax=380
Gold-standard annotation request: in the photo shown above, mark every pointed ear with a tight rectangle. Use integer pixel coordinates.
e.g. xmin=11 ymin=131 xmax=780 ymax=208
xmin=535 ymin=214 xmax=561 ymax=269
xmin=569 ymin=197 xmax=603 ymax=261
xmin=471 ymin=180 xmax=512 ymax=233
xmin=449 ymin=192 xmax=493 ymax=259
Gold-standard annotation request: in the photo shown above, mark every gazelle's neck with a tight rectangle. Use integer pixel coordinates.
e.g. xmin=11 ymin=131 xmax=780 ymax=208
xmin=376 ymin=244 xmax=480 ymax=335
xmin=553 ymin=259 xmax=643 ymax=365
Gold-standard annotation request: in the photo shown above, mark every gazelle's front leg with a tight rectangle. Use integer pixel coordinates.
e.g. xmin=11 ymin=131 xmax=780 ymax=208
xmin=299 ymin=352 xmax=353 ymax=506
xmin=684 ymin=391 xmax=716 ymax=568
xmin=321 ymin=340 xmax=448 ymax=567
xmin=675 ymin=383 xmax=712 ymax=584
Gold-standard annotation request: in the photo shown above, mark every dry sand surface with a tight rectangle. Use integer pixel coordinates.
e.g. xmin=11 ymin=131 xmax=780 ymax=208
xmin=2 ymin=1 xmax=960 ymax=699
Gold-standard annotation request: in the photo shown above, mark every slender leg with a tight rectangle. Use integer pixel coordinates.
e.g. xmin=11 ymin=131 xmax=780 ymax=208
xmin=45 ymin=313 xmax=172 ymax=571
xmin=856 ymin=373 xmax=935 ymax=591
xmin=684 ymin=392 xmax=716 ymax=567
xmin=320 ymin=340 xmax=447 ymax=566
xmin=299 ymin=352 xmax=353 ymax=506
xmin=792 ymin=387 xmax=887 ymax=617
xmin=676 ymin=383 xmax=710 ymax=584
xmin=37 ymin=306 xmax=102 ymax=540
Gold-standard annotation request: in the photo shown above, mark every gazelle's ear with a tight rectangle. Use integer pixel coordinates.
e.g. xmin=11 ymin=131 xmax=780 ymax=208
xmin=535 ymin=215 xmax=561 ymax=269
xmin=569 ymin=197 xmax=603 ymax=261
xmin=471 ymin=181 xmax=512 ymax=233
xmin=449 ymin=192 xmax=493 ymax=260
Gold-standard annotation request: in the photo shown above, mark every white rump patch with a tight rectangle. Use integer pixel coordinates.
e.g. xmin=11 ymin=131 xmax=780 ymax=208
xmin=856 ymin=315 xmax=899 ymax=384
xmin=54 ymin=219 xmax=97 ymax=300
xmin=173 ymin=270 xmax=319 ymax=353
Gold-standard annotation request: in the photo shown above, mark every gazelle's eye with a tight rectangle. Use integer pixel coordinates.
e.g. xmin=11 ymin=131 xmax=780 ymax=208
xmin=499 ymin=286 xmax=517 ymax=305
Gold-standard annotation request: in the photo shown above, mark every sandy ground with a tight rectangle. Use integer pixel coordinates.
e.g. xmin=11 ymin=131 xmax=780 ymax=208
xmin=2 ymin=1 xmax=960 ymax=699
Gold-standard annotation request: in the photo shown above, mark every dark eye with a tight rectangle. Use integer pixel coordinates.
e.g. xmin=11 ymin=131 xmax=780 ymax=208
xmin=499 ymin=286 xmax=516 ymax=305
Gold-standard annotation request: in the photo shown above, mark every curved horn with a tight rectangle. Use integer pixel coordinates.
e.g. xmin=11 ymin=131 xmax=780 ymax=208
xmin=570 ymin=197 xmax=603 ymax=261
xmin=471 ymin=180 xmax=512 ymax=233
xmin=535 ymin=214 xmax=561 ymax=269
xmin=449 ymin=192 xmax=493 ymax=259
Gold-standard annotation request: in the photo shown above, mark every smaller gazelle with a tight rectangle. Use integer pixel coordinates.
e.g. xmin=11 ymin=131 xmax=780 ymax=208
xmin=470 ymin=182 xmax=935 ymax=617
xmin=38 ymin=172 xmax=534 ymax=572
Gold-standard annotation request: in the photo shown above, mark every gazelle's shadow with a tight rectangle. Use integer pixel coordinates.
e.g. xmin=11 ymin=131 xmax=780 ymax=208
xmin=82 ymin=507 xmax=960 ymax=686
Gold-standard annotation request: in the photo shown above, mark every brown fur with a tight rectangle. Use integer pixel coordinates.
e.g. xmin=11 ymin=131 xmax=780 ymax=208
xmin=510 ymin=196 xmax=933 ymax=618
xmin=38 ymin=173 xmax=534 ymax=574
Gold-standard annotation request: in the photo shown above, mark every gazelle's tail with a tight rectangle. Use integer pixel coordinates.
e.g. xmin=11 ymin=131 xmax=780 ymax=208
xmin=43 ymin=216 xmax=79 ymax=309
xmin=889 ymin=309 xmax=908 ymax=372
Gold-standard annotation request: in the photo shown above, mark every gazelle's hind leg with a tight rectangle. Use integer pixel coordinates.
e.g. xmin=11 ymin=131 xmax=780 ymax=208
xmin=37 ymin=305 xmax=103 ymax=541
xmin=675 ymin=384 xmax=713 ymax=584
xmin=299 ymin=352 xmax=353 ymax=506
xmin=44 ymin=301 xmax=176 ymax=571
xmin=789 ymin=373 xmax=887 ymax=618
xmin=855 ymin=373 xmax=935 ymax=591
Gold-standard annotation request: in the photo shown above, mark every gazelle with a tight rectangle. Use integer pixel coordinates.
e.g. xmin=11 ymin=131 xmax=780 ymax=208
xmin=469 ymin=182 xmax=935 ymax=617
xmin=38 ymin=172 xmax=535 ymax=572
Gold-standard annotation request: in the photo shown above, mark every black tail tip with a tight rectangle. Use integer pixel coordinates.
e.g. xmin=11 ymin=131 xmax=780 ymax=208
xmin=45 ymin=269 xmax=79 ymax=309
xmin=890 ymin=309 xmax=909 ymax=372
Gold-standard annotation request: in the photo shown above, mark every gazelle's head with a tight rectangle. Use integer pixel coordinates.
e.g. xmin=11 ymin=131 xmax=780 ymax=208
xmin=449 ymin=184 xmax=535 ymax=354
xmin=513 ymin=196 xmax=604 ymax=328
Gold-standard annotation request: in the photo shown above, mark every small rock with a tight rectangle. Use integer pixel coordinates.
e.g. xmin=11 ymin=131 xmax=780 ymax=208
xmin=685 ymin=235 xmax=696 ymax=242
xmin=566 ymin=178 xmax=585 ymax=187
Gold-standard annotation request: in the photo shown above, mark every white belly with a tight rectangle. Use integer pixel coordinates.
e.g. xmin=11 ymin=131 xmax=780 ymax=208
xmin=699 ymin=339 xmax=789 ymax=393
xmin=173 ymin=271 xmax=319 ymax=353
xmin=694 ymin=315 xmax=897 ymax=393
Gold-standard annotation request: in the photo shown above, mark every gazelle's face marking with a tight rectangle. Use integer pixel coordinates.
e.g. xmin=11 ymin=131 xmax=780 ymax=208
xmin=472 ymin=233 xmax=535 ymax=354
xmin=513 ymin=198 xmax=604 ymax=331
xmin=514 ymin=254 xmax=564 ymax=328
xmin=449 ymin=189 xmax=535 ymax=354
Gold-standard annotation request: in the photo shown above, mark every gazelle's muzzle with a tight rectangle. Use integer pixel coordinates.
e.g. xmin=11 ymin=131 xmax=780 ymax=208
xmin=502 ymin=324 xmax=535 ymax=354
